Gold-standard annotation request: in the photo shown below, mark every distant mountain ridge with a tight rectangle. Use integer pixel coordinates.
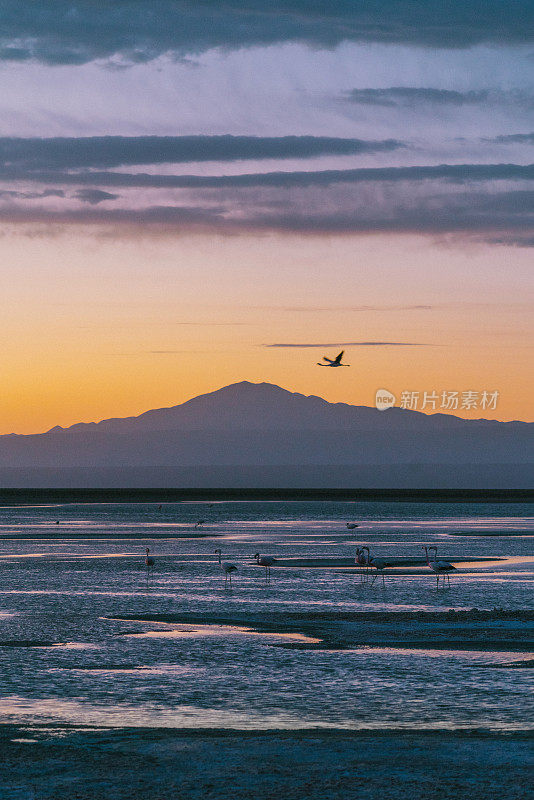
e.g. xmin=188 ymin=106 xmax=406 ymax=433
xmin=32 ymin=381 xmax=528 ymax=435
xmin=0 ymin=382 xmax=531 ymax=488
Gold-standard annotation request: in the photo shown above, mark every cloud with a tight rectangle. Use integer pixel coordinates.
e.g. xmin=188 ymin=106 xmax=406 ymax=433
xmin=345 ymin=87 xmax=491 ymax=106
xmin=260 ymin=190 xmax=534 ymax=241
xmin=0 ymin=135 xmax=404 ymax=171
xmin=0 ymin=1 xmax=532 ymax=66
xmin=74 ymin=189 xmax=119 ymax=204
xmin=489 ymin=133 xmax=534 ymax=144
xmin=2 ymin=162 xmax=533 ymax=191
xmin=489 ymin=234 xmax=534 ymax=246
xmin=264 ymin=341 xmax=434 ymax=347
xmin=0 ymin=185 xmax=533 ymax=245
xmin=0 ymin=188 xmax=64 ymax=199
xmin=73 ymin=188 xmax=119 ymax=204
xmin=257 ymin=304 xmax=434 ymax=312
xmin=0 ymin=204 xmax=227 ymax=229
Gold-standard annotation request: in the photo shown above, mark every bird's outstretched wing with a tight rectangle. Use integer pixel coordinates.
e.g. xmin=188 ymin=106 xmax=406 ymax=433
xmin=334 ymin=350 xmax=344 ymax=364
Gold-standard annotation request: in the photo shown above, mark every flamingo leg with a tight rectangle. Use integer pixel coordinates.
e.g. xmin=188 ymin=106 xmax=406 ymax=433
xmin=382 ymin=572 xmax=385 ymax=587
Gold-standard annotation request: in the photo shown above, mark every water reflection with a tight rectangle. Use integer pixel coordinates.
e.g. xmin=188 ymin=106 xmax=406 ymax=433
xmin=0 ymin=500 xmax=531 ymax=732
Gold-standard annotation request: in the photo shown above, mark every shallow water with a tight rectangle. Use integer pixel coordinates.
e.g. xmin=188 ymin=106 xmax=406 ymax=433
xmin=0 ymin=500 xmax=532 ymax=732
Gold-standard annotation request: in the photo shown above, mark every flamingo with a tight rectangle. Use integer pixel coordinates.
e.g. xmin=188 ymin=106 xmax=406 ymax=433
xmin=346 ymin=523 xmax=359 ymax=530
xmin=369 ymin=555 xmax=388 ymax=586
xmin=355 ymin=546 xmax=370 ymax=582
xmin=254 ymin=553 xmax=276 ymax=581
xmin=194 ymin=519 xmax=206 ymax=529
xmin=214 ymin=549 xmax=237 ymax=587
xmin=422 ymin=546 xmax=456 ymax=587
xmin=144 ymin=547 xmax=155 ymax=578
xmin=317 ymin=350 xmax=350 ymax=367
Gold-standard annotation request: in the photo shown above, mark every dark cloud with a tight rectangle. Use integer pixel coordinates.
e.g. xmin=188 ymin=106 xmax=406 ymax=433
xmin=475 ymin=189 xmax=534 ymax=212
xmin=2 ymin=162 xmax=533 ymax=191
xmin=346 ymin=87 xmax=490 ymax=106
xmin=489 ymin=234 xmax=534 ymax=246
xmin=74 ymin=189 xmax=120 ymax=204
xmin=0 ymin=1 xmax=532 ymax=65
xmin=0 ymin=188 xmax=64 ymax=199
xmin=0 ymin=181 xmax=532 ymax=245
xmin=0 ymin=204 xmax=227 ymax=228
xmin=0 ymin=135 xmax=404 ymax=171
xmin=489 ymin=133 xmax=534 ymax=144
xmin=242 ymin=190 xmax=534 ymax=234
xmin=264 ymin=341 xmax=433 ymax=347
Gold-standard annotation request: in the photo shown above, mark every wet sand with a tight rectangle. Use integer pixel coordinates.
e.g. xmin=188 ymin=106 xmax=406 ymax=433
xmin=1 ymin=726 xmax=532 ymax=800
xmin=108 ymin=609 xmax=534 ymax=653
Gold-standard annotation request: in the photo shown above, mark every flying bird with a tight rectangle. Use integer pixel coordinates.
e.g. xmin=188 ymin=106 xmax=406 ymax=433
xmin=317 ymin=350 xmax=350 ymax=367
xmin=215 ymin=549 xmax=237 ymax=587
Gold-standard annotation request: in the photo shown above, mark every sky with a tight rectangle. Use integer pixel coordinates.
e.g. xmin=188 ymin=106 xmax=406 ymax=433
xmin=0 ymin=0 xmax=533 ymax=432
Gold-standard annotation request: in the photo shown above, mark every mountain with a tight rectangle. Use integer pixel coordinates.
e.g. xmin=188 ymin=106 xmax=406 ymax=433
xmin=0 ymin=382 xmax=532 ymax=488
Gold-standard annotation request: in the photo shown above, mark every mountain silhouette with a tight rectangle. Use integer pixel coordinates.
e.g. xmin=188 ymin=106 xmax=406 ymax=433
xmin=0 ymin=382 xmax=531 ymax=487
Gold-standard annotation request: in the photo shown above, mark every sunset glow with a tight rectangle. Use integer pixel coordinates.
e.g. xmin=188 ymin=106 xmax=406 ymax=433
xmin=0 ymin=5 xmax=532 ymax=431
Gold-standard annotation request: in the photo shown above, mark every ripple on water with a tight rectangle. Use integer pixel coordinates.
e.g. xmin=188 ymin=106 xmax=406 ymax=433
xmin=0 ymin=500 xmax=532 ymax=732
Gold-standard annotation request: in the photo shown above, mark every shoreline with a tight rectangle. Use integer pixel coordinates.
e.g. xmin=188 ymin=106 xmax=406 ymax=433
xmin=0 ymin=487 xmax=533 ymax=504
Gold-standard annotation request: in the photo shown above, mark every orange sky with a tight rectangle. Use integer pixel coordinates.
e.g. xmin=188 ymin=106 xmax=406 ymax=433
xmin=1 ymin=227 xmax=532 ymax=433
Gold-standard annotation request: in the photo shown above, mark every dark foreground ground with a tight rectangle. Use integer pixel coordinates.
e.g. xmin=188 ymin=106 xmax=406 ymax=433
xmin=1 ymin=727 xmax=532 ymax=800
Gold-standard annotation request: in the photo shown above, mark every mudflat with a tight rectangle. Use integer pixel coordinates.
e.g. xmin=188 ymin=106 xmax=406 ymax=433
xmin=1 ymin=727 xmax=532 ymax=800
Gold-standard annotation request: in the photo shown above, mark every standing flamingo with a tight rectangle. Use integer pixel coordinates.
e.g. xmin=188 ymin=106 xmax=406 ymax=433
xmin=369 ymin=555 xmax=388 ymax=586
xmin=254 ymin=553 xmax=276 ymax=581
xmin=355 ymin=547 xmax=370 ymax=582
xmin=144 ymin=547 xmax=155 ymax=579
xmin=214 ymin=549 xmax=237 ymax=587
xmin=422 ymin=546 xmax=456 ymax=587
